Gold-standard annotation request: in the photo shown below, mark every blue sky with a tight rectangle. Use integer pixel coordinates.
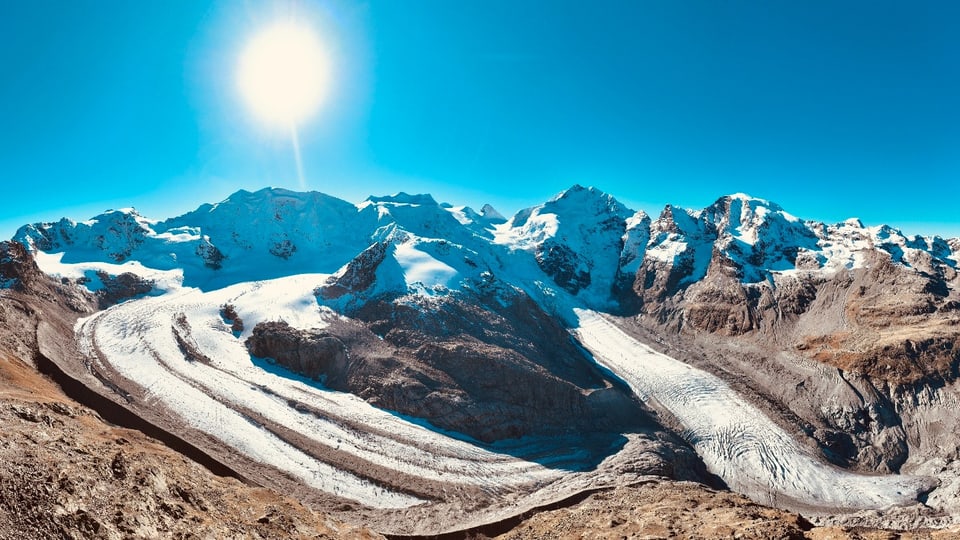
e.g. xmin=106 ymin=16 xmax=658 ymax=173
xmin=2 ymin=1 xmax=958 ymax=239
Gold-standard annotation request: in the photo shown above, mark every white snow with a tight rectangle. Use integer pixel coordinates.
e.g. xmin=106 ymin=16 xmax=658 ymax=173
xmin=494 ymin=212 xmax=559 ymax=250
xmin=618 ymin=211 xmax=650 ymax=276
xmin=645 ymin=236 xmax=687 ymax=264
xmin=572 ymin=308 xmax=932 ymax=511
xmin=394 ymin=242 xmax=459 ymax=289
xmin=445 ymin=205 xmax=475 ymax=226
xmin=34 ymin=251 xmax=183 ymax=293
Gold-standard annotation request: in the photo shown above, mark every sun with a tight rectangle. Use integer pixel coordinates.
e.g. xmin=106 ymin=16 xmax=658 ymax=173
xmin=236 ymin=21 xmax=331 ymax=128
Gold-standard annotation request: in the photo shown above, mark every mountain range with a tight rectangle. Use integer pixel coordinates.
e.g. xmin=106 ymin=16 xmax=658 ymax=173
xmin=2 ymin=185 xmax=960 ymax=537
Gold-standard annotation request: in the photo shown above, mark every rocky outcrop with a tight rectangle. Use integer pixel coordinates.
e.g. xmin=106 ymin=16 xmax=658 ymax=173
xmin=268 ymin=234 xmax=297 ymax=259
xmin=316 ymin=242 xmax=389 ymax=300
xmin=246 ymin=321 xmax=349 ymax=382
xmin=195 ymin=237 xmax=225 ymax=269
xmin=0 ymin=241 xmax=43 ymax=290
xmin=94 ymin=271 xmax=154 ymax=309
xmin=493 ymin=480 xmax=960 ymax=540
xmin=535 ymin=241 xmax=591 ymax=295
xmin=219 ymin=303 xmax=244 ymax=334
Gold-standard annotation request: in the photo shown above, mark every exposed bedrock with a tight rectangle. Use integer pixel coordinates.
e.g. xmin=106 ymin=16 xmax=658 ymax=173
xmin=247 ymin=321 xmax=349 ymax=382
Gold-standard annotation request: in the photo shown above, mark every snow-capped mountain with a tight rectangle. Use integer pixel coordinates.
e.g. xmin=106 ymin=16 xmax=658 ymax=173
xmin=15 ymin=185 xmax=958 ymax=309
xmin=8 ymin=185 xmax=960 ymax=533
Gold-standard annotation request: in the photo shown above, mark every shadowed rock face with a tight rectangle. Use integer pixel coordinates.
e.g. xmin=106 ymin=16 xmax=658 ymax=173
xmin=0 ymin=241 xmax=43 ymax=290
xmin=94 ymin=271 xmax=155 ymax=309
xmin=536 ymin=241 xmax=591 ymax=295
xmin=316 ymin=241 xmax=389 ymax=300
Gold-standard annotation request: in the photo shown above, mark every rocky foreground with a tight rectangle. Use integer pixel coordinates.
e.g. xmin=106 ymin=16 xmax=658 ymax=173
xmin=495 ymin=482 xmax=960 ymax=540
xmin=0 ymin=243 xmax=379 ymax=539
xmin=0 ymin=350 xmax=382 ymax=539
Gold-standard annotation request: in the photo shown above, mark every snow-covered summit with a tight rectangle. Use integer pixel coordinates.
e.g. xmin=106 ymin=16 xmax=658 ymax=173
xmin=14 ymin=208 xmax=155 ymax=264
xmin=479 ymin=204 xmax=506 ymax=222
xmin=495 ymin=185 xmax=635 ymax=306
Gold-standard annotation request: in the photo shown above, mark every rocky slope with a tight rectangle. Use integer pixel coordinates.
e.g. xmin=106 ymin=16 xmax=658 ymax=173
xmin=305 ymin=233 xmax=645 ymax=442
xmin=625 ymin=193 xmax=960 ymax=386
xmin=495 ymin=481 xmax=960 ymax=540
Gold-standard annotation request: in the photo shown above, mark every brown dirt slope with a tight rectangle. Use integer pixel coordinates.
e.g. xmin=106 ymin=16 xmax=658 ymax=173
xmin=495 ymin=482 xmax=960 ymax=540
xmin=0 ymin=351 xmax=383 ymax=539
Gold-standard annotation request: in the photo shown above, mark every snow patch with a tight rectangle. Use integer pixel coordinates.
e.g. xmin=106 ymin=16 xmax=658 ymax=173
xmin=34 ymin=251 xmax=183 ymax=293
xmin=394 ymin=242 xmax=459 ymax=289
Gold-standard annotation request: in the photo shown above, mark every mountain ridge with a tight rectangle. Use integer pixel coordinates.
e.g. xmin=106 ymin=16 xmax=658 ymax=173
xmin=13 ymin=185 xmax=958 ymax=295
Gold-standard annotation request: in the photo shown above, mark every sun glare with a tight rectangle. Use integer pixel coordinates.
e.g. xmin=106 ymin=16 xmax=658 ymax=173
xmin=237 ymin=21 xmax=331 ymax=128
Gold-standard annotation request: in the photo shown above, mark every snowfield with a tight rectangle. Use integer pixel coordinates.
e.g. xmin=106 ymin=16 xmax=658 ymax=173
xmin=573 ymin=309 xmax=934 ymax=511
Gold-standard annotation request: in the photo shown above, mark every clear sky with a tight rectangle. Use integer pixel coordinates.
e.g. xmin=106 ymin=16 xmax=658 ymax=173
xmin=2 ymin=1 xmax=959 ymax=240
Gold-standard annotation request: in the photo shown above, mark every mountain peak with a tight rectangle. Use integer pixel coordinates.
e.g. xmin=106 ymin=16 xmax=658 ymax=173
xmin=551 ymin=183 xmax=605 ymax=201
xmin=225 ymin=186 xmax=302 ymax=201
xmin=100 ymin=207 xmax=142 ymax=217
xmin=480 ymin=204 xmax=506 ymax=222
xmin=365 ymin=192 xmax=438 ymax=206
xmin=842 ymin=217 xmax=864 ymax=228
xmin=546 ymin=184 xmax=633 ymax=217
xmin=652 ymin=204 xmax=700 ymax=236
xmin=710 ymin=193 xmax=788 ymax=214
xmin=725 ymin=192 xmax=771 ymax=204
